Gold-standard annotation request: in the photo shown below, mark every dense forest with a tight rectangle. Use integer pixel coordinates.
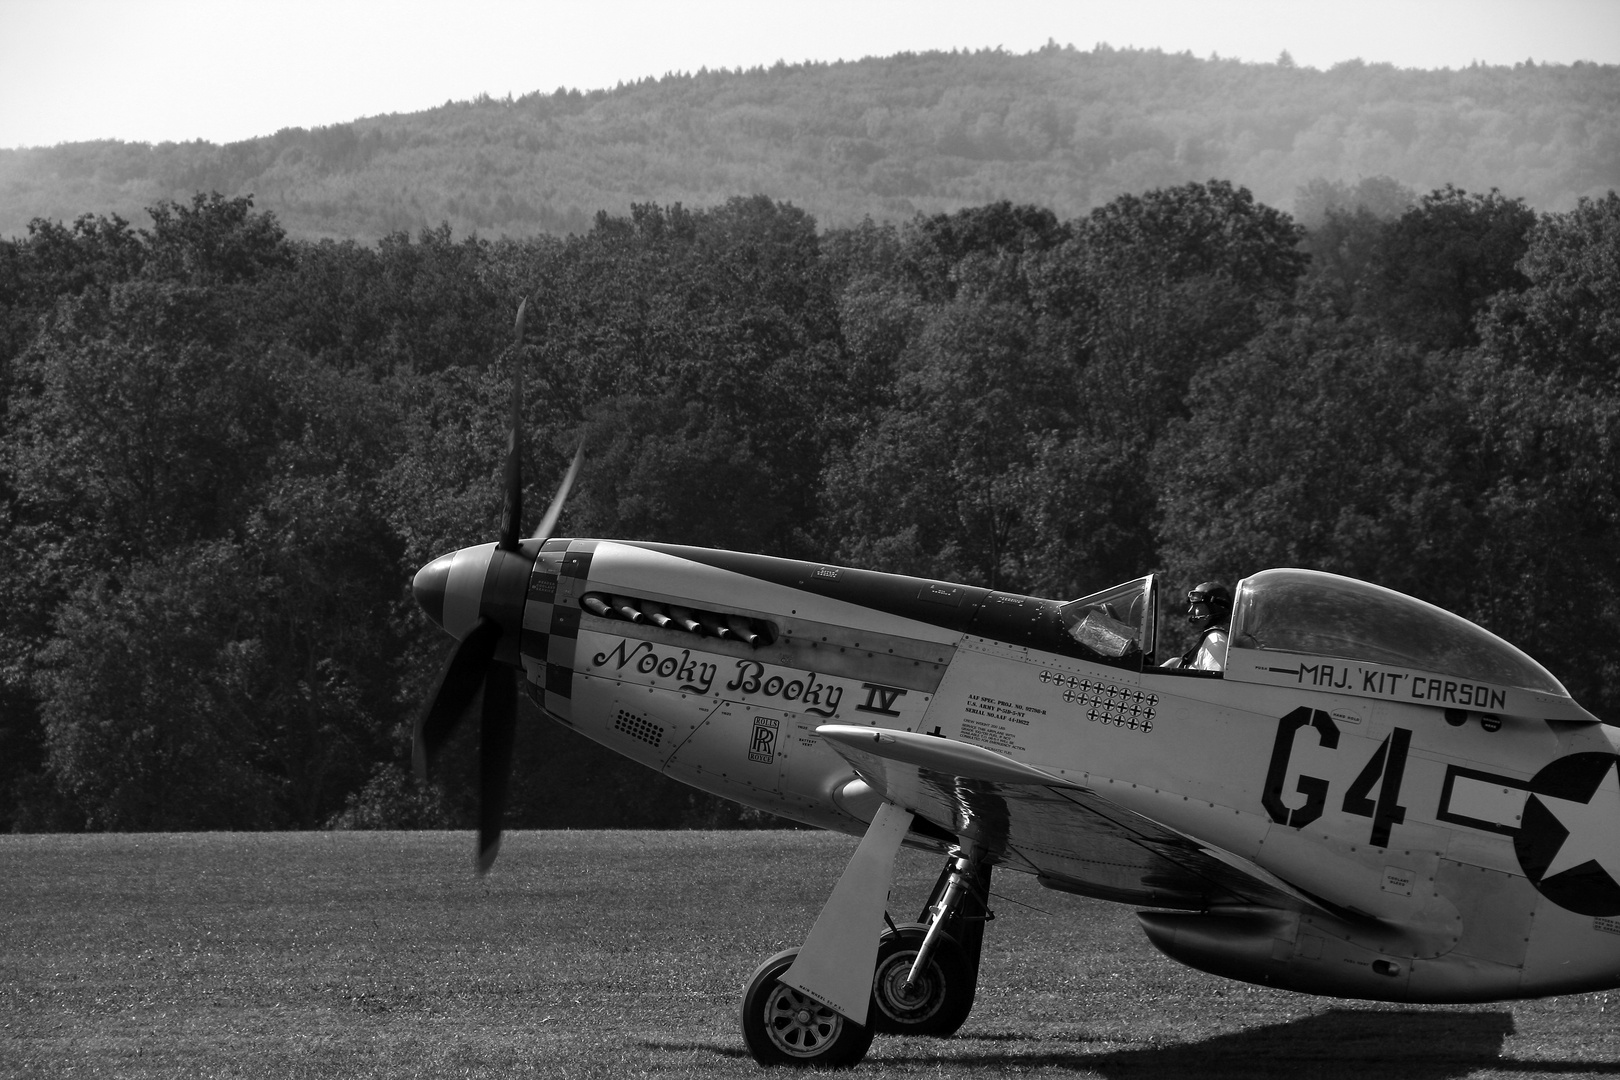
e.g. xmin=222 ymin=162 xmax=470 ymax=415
xmin=1 ymin=46 xmax=1617 ymax=242
xmin=2 ymin=174 xmax=1617 ymax=833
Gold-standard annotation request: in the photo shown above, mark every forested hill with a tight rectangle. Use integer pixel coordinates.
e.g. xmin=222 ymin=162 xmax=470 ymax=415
xmin=2 ymin=44 xmax=1617 ymax=242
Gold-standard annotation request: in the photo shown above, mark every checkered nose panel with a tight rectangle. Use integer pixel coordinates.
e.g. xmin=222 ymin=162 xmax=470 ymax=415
xmin=521 ymin=539 xmax=596 ymax=723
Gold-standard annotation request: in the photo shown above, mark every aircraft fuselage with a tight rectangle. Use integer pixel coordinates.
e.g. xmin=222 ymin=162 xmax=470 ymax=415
xmin=444 ymin=536 xmax=1620 ymax=1004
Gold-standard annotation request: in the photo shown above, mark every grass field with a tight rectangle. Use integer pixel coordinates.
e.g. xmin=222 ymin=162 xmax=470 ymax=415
xmin=4 ymin=831 xmax=1620 ymax=1079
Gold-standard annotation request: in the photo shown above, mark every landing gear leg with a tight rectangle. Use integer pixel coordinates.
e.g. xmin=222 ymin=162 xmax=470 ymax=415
xmin=739 ymin=802 xmax=911 ymax=1067
xmin=869 ymin=852 xmax=993 ymax=1036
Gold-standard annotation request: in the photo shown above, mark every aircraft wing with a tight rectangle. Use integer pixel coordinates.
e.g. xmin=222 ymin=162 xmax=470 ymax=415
xmin=818 ymin=725 xmax=1314 ymax=913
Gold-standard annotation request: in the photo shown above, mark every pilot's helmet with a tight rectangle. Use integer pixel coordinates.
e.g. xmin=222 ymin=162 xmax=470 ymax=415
xmin=1186 ymin=581 xmax=1232 ymax=629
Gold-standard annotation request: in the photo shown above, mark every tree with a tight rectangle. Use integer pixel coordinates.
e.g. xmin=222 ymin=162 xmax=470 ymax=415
xmin=141 ymin=192 xmax=293 ymax=287
xmin=824 ymin=185 xmax=1311 ymax=596
xmin=1481 ymin=191 xmax=1620 ymax=384
xmin=1369 ymin=184 xmax=1538 ymax=351
xmin=1076 ymin=179 xmax=1307 ymax=304
xmin=1436 ymin=353 xmax=1620 ymax=715
xmin=824 ymin=204 xmax=1079 ymax=588
xmin=1021 ymin=182 xmax=1308 ymax=593
xmin=37 ymin=543 xmax=281 ymax=829
xmin=236 ymin=354 xmax=409 ymax=826
xmin=2 ymin=194 xmax=421 ymax=830
xmin=1154 ymin=314 xmax=1451 ymax=591
xmin=548 ymin=198 xmax=846 ymax=558
xmin=1035 ymin=180 xmax=1308 ymax=430
xmin=899 ymin=201 xmax=1070 ymax=303
xmin=368 ymin=224 xmax=510 ymax=373
xmin=0 ymin=211 xmax=149 ymax=830
xmin=5 ymin=288 xmax=282 ymax=565
xmin=0 ymin=212 xmax=145 ymax=365
xmin=825 ymin=295 xmax=1067 ymax=588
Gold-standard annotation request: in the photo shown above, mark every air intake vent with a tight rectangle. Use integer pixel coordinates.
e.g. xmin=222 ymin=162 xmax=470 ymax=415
xmin=614 ymin=709 xmax=664 ymax=747
xmin=581 ymin=593 xmax=776 ymax=648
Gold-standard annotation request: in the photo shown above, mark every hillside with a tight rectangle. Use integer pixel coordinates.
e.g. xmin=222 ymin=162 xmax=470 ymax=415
xmin=2 ymin=45 xmax=1616 ymax=241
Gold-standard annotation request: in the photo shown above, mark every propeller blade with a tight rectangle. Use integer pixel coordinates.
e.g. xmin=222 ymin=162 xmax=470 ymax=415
xmin=477 ymin=664 xmax=518 ymax=874
xmin=413 ymin=616 xmax=502 ymax=782
xmin=532 ymin=443 xmax=584 ymax=542
xmin=497 ymin=298 xmax=528 ymax=552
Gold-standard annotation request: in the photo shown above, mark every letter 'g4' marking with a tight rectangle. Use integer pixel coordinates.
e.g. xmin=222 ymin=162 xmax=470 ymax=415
xmin=1341 ymin=728 xmax=1412 ymax=847
xmin=1263 ymin=706 xmax=1341 ymax=828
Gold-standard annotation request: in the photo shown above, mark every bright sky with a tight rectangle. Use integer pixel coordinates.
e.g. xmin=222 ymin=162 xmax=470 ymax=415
xmin=2 ymin=0 xmax=1616 ymax=150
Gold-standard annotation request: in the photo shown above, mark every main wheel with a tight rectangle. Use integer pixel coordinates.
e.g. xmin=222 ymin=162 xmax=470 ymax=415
xmin=868 ymin=923 xmax=974 ymax=1036
xmin=740 ymin=949 xmax=874 ymax=1068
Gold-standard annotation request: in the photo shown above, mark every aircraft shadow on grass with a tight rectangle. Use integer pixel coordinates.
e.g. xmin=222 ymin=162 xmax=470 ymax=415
xmin=649 ymin=1008 xmax=1619 ymax=1077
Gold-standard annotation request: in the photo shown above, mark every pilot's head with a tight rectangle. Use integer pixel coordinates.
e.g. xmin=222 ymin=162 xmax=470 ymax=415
xmin=1186 ymin=582 xmax=1232 ymax=630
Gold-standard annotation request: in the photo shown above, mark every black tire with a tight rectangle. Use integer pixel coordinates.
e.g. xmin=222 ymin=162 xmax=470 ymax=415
xmin=740 ymin=948 xmax=875 ymax=1068
xmin=868 ymin=923 xmax=974 ymax=1036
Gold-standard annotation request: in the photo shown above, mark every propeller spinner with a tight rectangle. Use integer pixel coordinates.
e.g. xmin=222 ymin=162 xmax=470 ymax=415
xmin=411 ymin=297 xmax=581 ymax=873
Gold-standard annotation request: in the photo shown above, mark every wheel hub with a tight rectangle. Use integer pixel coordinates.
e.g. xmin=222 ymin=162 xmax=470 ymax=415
xmin=875 ymin=951 xmax=943 ymax=1022
xmin=764 ymin=983 xmax=842 ymax=1057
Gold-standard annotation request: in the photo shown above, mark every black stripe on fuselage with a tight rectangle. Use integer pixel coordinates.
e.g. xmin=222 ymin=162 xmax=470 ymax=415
xmin=612 ymin=541 xmax=1134 ymax=670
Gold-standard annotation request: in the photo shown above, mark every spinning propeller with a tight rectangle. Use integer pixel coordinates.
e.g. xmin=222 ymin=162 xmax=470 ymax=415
xmin=411 ymin=297 xmax=582 ymax=873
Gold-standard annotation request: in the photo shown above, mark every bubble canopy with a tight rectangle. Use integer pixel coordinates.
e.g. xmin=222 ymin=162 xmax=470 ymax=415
xmin=1229 ymin=568 xmax=1567 ymax=697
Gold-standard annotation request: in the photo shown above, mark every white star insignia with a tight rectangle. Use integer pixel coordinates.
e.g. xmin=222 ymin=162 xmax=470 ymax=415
xmin=1537 ymin=760 xmax=1620 ymax=882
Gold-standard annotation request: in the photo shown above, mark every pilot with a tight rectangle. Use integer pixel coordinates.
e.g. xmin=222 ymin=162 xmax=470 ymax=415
xmin=1162 ymin=582 xmax=1232 ymax=671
